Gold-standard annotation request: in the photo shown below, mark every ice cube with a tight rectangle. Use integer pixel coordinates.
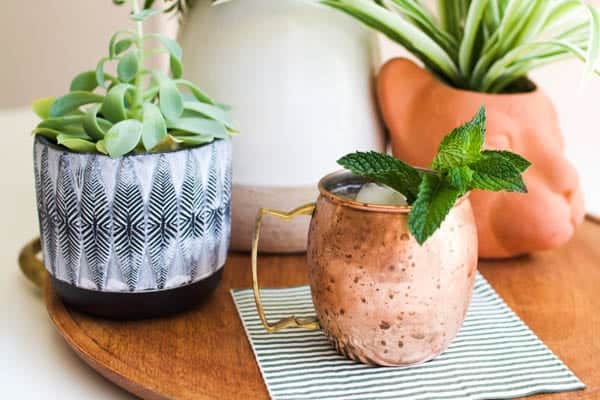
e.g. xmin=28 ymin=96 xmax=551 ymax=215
xmin=355 ymin=183 xmax=408 ymax=206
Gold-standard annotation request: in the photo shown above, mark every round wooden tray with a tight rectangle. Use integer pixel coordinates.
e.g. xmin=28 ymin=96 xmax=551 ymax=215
xmin=43 ymin=219 xmax=600 ymax=400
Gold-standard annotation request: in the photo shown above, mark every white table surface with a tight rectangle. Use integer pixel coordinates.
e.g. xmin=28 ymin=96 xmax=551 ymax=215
xmin=0 ymin=109 xmax=135 ymax=399
xmin=0 ymin=102 xmax=598 ymax=399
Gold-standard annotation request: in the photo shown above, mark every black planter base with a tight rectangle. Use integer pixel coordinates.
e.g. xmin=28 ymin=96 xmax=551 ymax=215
xmin=51 ymin=268 xmax=224 ymax=320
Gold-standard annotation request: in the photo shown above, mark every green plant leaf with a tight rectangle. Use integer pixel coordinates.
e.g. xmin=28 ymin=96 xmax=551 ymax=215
xmin=37 ymin=116 xmax=84 ymax=132
xmin=447 ymin=166 xmax=474 ymax=192
xmin=109 ymin=30 xmax=134 ymax=57
xmin=49 ymin=91 xmax=104 ymax=117
xmin=115 ymin=39 xmax=133 ymax=56
xmin=544 ymin=0 xmax=582 ymax=32
xmin=183 ymin=101 xmax=236 ymax=130
xmin=145 ymin=33 xmax=183 ymax=78
xmin=408 ymin=174 xmax=462 ymax=244
xmin=459 ymin=0 xmax=489 ymax=75
xmin=159 ymin=80 xmax=184 ymax=121
xmin=174 ymin=79 xmax=215 ymax=104
xmin=146 ymin=33 xmax=182 ymax=60
xmin=151 ymin=134 xmax=183 ymax=152
xmin=144 ymin=85 xmax=160 ymax=101
xmin=32 ymin=127 xmax=61 ymax=141
xmin=83 ymin=104 xmax=110 ymax=140
xmin=584 ymin=5 xmax=600 ymax=85
xmin=170 ymin=56 xmax=183 ymax=79
xmin=104 ymin=119 xmax=143 ymax=157
xmin=32 ymin=97 xmax=56 ymax=119
xmin=482 ymin=40 xmax=588 ymax=92
xmin=166 ymin=117 xmax=228 ymax=139
xmin=511 ymin=1 xmax=552 ymax=48
xmin=117 ymin=51 xmax=139 ymax=83
xmin=37 ymin=115 xmax=88 ymax=138
xmin=171 ymin=133 xmax=215 ymax=146
xmin=96 ymin=140 xmax=108 ymax=155
xmin=101 ymin=84 xmax=134 ymax=122
xmin=130 ymin=8 xmax=161 ymax=21
xmin=470 ymin=151 xmax=528 ymax=192
xmin=56 ymin=135 xmax=97 ymax=153
xmin=321 ymin=0 xmax=460 ymax=83
xmin=337 ymin=151 xmax=423 ymax=203
xmin=55 ymin=129 xmax=91 ymax=139
xmin=141 ymin=103 xmax=167 ymax=150
xmin=96 ymin=57 xmax=110 ymax=88
xmin=432 ymin=106 xmax=486 ymax=170
xmin=70 ymin=71 xmax=99 ymax=92
xmin=438 ymin=0 xmax=468 ymax=39
xmin=389 ymin=0 xmax=457 ymax=55
xmin=482 ymin=150 xmax=531 ymax=172
xmin=496 ymin=0 xmax=532 ymax=50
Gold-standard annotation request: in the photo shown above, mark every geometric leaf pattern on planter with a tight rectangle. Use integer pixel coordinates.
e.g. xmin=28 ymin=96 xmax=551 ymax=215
xmin=33 ymin=136 xmax=232 ymax=292
xmin=179 ymin=151 xmax=205 ymax=279
xmin=204 ymin=145 xmax=220 ymax=272
xmin=147 ymin=155 xmax=178 ymax=289
xmin=38 ymin=146 xmax=58 ymax=275
xmin=56 ymin=155 xmax=82 ymax=284
xmin=81 ymin=157 xmax=112 ymax=290
xmin=113 ymin=157 xmax=146 ymax=291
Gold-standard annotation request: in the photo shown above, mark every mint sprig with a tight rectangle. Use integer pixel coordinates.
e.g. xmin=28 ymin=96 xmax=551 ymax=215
xmin=337 ymin=106 xmax=531 ymax=245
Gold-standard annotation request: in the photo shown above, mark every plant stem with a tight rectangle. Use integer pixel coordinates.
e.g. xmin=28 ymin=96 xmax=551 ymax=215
xmin=132 ymin=0 xmax=144 ymax=119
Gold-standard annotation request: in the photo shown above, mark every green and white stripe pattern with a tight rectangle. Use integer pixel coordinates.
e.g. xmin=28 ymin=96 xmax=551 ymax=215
xmin=231 ymin=273 xmax=584 ymax=400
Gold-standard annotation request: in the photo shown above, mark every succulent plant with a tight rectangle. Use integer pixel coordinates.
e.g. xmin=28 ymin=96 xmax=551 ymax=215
xmin=321 ymin=0 xmax=600 ymax=93
xmin=32 ymin=0 xmax=236 ymax=158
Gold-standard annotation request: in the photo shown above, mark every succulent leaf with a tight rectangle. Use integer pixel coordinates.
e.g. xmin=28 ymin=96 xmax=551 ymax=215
xmin=49 ymin=92 xmax=104 ymax=118
xmin=105 ymin=119 xmax=143 ymax=157
xmin=141 ymin=103 xmax=167 ymax=150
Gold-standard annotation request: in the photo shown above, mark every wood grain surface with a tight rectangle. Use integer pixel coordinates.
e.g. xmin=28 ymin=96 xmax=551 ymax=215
xmin=45 ymin=219 xmax=600 ymax=400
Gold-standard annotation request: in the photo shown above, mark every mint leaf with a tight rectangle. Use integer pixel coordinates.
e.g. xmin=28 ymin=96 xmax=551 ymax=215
xmin=470 ymin=151 xmax=528 ymax=193
xmin=337 ymin=151 xmax=422 ymax=203
xmin=431 ymin=106 xmax=485 ymax=170
xmin=408 ymin=174 xmax=462 ymax=245
xmin=447 ymin=166 xmax=473 ymax=193
xmin=482 ymin=150 xmax=531 ymax=172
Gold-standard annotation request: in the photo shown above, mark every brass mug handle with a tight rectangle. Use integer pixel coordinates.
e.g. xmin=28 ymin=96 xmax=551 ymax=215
xmin=251 ymin=203 xmax=321 ymax=333
xmin=18 ymin=237 xmax=46 ymax=288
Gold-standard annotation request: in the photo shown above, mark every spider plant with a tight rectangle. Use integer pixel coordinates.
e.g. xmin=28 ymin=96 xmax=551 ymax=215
xmin=32 ymin=0 xmax=236 ymax=158
xmin=321 ymin=0 xmax=600 ymax=93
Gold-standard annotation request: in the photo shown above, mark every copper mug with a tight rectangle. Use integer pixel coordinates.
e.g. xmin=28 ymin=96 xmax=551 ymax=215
xmin=252 ymin=170 xmax=478 ymax=366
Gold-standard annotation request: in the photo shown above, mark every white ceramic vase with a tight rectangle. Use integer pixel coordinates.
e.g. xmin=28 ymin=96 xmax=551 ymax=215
xmin=179 ymin=0 xmax=385 ymax=252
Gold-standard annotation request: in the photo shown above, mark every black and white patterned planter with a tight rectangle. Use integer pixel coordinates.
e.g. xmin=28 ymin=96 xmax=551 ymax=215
xmin=33 ymin=136 xmax=232 ymax=318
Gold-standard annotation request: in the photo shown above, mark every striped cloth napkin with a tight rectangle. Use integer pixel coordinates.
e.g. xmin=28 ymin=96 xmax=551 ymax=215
xmin=231 ymin=273 xmax=584 ymax=400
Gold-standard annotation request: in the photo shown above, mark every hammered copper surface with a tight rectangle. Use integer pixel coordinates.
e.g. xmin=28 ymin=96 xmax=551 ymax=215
xmin=307 ymin=188 xmax=478 ymax=366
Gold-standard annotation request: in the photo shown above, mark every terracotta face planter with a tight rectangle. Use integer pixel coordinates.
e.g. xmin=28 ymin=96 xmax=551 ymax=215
xmin=251 ymin=171 xmax=478 ymax=366
xmin=377 ymin=58 xmax=585 ymax=258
